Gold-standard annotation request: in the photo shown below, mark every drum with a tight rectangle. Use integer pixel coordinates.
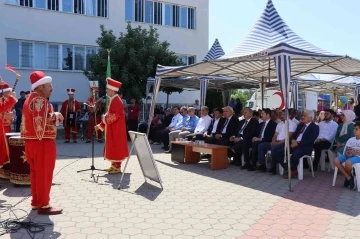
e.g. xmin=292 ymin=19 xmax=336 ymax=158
xmin=0 ymin=133 xmax=20 ymax=180
xmin=8 ymin=136 xmax=30 ymax=185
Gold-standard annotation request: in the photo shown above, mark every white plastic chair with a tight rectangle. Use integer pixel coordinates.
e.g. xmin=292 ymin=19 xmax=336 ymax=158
xmin=279 ymin=155 xmax=314 ymax=180
xmin=352 ymin=164 xmax=360 ymax=192
xmin=332 ymin=162 xmax=345 ymax=187
xmin=320 ymin=141 xmax=334 ymax=171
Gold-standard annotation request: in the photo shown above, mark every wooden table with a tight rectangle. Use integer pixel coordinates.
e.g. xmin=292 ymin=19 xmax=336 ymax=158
xmin=171 ymin=141 xmax=229 ymax=170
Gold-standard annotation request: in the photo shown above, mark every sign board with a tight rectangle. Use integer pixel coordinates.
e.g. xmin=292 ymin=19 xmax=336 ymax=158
xmin=118 ymin=131 xmax=163 ymax=189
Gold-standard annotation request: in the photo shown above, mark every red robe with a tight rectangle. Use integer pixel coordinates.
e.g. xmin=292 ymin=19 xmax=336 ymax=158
xmin=21 ymin=92 xmax=60 ymax=208
xmin=2 ymin=111 xmax=14 ymax=133
xmin=98 ymin=95 xmax=129 ymax=163
xmin=0 ymin=96 xmax=17 ymax=167
xmin=60 ymin=99 xmax=81 ymax=132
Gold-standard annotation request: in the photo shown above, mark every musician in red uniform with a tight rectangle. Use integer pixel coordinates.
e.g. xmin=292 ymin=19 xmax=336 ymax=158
xmin=60 ymin=89 xmax=81 ymax=143
xmin=0 ymin=81 xmax=17 ymax=169
xmin=95 ymin=78 xmax=129 ymax=174
xmin=86 ymin=91 xmax=104 ymax=143
xmin=21 ymin=71 xmax=64 ymax=215
xmin=0 ymin=83 xmax=15 ymax=133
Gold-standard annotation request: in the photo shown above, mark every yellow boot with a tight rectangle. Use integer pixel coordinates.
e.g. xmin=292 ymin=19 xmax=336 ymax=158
xmin=108 ymin=167 xmax=121 ymax=174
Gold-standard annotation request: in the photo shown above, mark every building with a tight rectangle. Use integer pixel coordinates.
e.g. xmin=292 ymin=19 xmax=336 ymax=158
xmin=0 ymin=0 xmax=209 ymax=107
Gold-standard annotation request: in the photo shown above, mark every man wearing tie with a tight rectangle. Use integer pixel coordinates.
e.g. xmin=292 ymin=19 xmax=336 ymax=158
xmin=274 ymin=110 xmax=319 ymax=178
xmin=205 ymin=106 xmax=238 ymax=145
xmin=230 ymin=108 xmax=259 ymax=167
xmin=249 ymin=108 xmax=277 ymax=171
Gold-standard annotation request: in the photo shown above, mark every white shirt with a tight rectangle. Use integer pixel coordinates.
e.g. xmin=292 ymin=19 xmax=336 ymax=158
xmin=260 ymin=119 xmax=270 ymax=138
xmin=317 ymin=120 xmax=338 ymax=143
xmin=344 ymin=137 xmax=360 ymax=156
xmin=194 ymin=115 xmax=212 ymax=134
xmin=221 ymin=117 xmax=232 ymax=134
xmin=275 ymin=118 xmax=281 ymax=124
xmin=276 ymin=120 xmax=297 ymax=141
xmin=193 ymin=104 xmax=201 ymax=110
xmin=258 ymin=118 xmax=263 ymax=123
xmin=168 ymin=113 xmax=183 ymax=128
xmin=211 ymin=118 xmax=220 ymax=134
xmin=296 ymin=122 xmax=311 ymax=142
xmin=292 ymin=118 xmax=299 ymax=125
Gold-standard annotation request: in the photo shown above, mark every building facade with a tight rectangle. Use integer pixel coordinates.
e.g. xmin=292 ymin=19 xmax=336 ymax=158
xmin=0 ymin=0 xmax=209 ymax=105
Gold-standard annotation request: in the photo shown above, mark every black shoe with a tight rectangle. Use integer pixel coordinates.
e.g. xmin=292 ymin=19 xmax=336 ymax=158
xmin=86 ymin=140 xmax=91 ymax=143
xmin=163 ymin=147 xmax=169 ymax=151
xmin=241 ymin=164 xmax=249 ymax=170
xmin=349 ymin=175 xmax=356 ymax=190
xmin=257 ymin=164 xmax=267 ymax=172
xmin=344 ymin=178 xmax=350 ymax=188
xmin=64 ymin=140 xmax=70 ymax=143
xmin=73 ymin=140 xmax=77 ymax=143
xmin=247 ymin=165 xmax=255 ymax=171
xmin=165 ymin=150 xmax=171 ymax=154
xmin=97 ymin=139 xmax=103 ymax=143
xmin=268 ymin=167 xmax=276 ymax=175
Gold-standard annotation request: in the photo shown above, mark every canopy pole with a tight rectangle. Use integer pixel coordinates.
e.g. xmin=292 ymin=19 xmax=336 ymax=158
xmin=147 ymin=77 xmax=162 ymax=136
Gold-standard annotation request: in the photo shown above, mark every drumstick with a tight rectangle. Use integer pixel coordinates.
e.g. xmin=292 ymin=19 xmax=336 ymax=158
xmin=4 ymin=64 xmax=21 ymax=92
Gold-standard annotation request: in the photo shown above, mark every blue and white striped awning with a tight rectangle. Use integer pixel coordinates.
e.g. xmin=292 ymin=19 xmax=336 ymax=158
xmin=203 ymin=39 xmax=225 ymax=61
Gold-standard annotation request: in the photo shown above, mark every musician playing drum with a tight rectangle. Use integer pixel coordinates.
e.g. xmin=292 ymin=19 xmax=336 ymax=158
xmin=60 ymin=88 xmax=81 ymax=143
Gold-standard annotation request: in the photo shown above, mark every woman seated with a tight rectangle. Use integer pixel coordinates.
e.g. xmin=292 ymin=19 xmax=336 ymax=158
xmin=328 ymin=110 xmax=355 ymax=169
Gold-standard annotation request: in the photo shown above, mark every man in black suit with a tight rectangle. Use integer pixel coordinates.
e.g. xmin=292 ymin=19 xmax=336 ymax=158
xmin=272 ymin=110 xmax=319 ymax=178
xmin=230 ymin=108 xmax=259 ymax=166
xmin=201 ymin=108 xmax=223 ymax=142
xmin=249 ymin=108 xmax=277 ymax=171
xmin=205 ymin=106 xmax=239 ymax=146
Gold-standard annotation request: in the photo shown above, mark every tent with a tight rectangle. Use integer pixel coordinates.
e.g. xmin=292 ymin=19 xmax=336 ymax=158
xmin=149 ymin=0 xmax=360 ymax=190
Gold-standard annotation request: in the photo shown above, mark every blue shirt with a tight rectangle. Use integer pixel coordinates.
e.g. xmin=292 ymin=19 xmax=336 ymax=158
xmin=174 ymin=114 xmax=189 ymax=130
xmin=185 ymin=115 xmax=199 ymax=133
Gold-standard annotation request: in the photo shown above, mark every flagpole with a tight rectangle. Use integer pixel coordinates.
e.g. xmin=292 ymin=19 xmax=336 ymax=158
xmin=105 ymin=49 xmax=111 ymax=112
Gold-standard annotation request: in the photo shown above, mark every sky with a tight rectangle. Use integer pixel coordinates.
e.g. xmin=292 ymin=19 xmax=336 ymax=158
xmin=209 ymin=0 xmax=360 ymax=60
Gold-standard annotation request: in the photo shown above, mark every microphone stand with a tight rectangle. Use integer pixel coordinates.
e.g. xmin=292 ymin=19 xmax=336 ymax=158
xmin=77 ymin=90 xmax=107 ymax=182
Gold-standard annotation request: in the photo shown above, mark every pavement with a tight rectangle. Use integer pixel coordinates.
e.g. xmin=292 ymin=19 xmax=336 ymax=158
xmin=1 ymin=139 xmax=360 ymax=239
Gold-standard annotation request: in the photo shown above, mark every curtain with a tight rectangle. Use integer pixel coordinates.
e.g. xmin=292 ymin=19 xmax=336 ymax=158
xmin=34 ymin=43 xmax=47 ymax=69
xmin=86 ymin=0 xmax=95 ymax=15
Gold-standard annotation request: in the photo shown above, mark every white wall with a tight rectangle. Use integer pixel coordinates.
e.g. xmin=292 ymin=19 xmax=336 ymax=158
xmin=0 ymin=0 xmax=209 ymax=103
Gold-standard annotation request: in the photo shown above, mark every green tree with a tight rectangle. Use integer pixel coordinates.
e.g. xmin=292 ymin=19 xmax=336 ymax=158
xmin=231 ymin=90 xmax=254 ymax=107
xmin=85 ymin=23 xmax=183 ymax=101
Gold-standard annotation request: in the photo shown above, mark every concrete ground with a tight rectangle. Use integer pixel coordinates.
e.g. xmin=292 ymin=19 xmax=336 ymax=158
xmin=1 ymin=140 xmax=360 ymax=239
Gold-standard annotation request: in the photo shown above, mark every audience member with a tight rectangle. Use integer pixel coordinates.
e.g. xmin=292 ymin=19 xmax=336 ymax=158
xmin=187 ymin=106 xmax=212 ymax=141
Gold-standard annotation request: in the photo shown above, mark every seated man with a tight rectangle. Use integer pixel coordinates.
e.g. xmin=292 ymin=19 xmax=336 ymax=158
xmin=205 ymin=106 xmax=238 ymax=146
xmin=149 ymin=108 xmax=173 ymax=144
xmin=334 ymin=122 xmax=360 ymax=190
xmin=250 ymin=108 xmax=277 ymax=171
xmin=166 ymin=107 xmax=198 ymax=153
xmin=202 ymin=108 xmax=223 ymax=140
xmin=313 ymin=109 xmax=338 ymax=171
xmin=186 ymin=106 xmax=212 ymax=141
xmin=269 ymin=110 xmax=297 ymax=174
xmin=230 ymin=107 xmax=259 ymax=167
xmin=273 ymin=110 xmax=319 ymax=178
xmin=156 ymin=106 xmax=182 ymax=149
xmin=162 ymin=106 xmax=188 ymax=151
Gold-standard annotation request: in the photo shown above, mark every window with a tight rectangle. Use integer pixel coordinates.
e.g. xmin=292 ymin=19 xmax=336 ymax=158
xmin=177 ymin=55 xmax=187 ymax=65
xmin=144 ymin=0 xmax=153 ymax=23
xmin=86 ymin=47 xmax=96 ymax=70
xmin=97 ymin=0 xmax=107 ymax=17
xmin=48 ymin=0 xmax=59 ymax=10
xmin=34 ymin=0 xmax=46 ymax=8
xmin=172 ymin=5 xmax=179 ymax=27
xmin=85 ymin=0 xmax=96 ymax=16
xmin=6 ymin=40 xmax=19 ymax=68
xmin=188 ymin=55 xmax=196 ymax=65
xmin=62 ymin=0 xmax=72 ymax=12
xmin=135 ymin=0 xmax=144 ymax=22
xmin=20 ymin=0 xmax=33 ymax=7
xmin=20 ymin=42 xmax=33 ymax=68
xmin=180 ymin=7 xmax=187 ymax=28
xmin=74 ymin=46 xmax=85 ymax=70
xmin=153 ymin=1 xmax=162 ymax=25
xmin=125 ymin=0 xmax=134 ymax=21
xmin=74 ymin=0 xmax=84 ymax=14
xmin=48 ymin=44 xmax=59 ymax=69
xmin=5 ymin=0 xmax=18 ymax=5
xmin=62 ymin=45 xmax=73 ymax=70
xmin=34 ymin=42 xmax=47 ymax=69
xmin=164 ymin=4 xmax=171 ymax=26
xmin=187 ymin=8 xmax=195 ymax=29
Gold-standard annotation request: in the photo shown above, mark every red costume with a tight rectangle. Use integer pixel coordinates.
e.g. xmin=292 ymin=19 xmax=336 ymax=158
xmin=60 ymin=88 xmax=80 ymax=142
xmin=0 ymin=85 xmax=17 ymax=168
xmin=21 ymin=71 xmax=63 ymax=215
xmin=87 ymin=96 xmax=104 ymax=141
xmin=97 ymin=79 xmax=129 ymax=173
